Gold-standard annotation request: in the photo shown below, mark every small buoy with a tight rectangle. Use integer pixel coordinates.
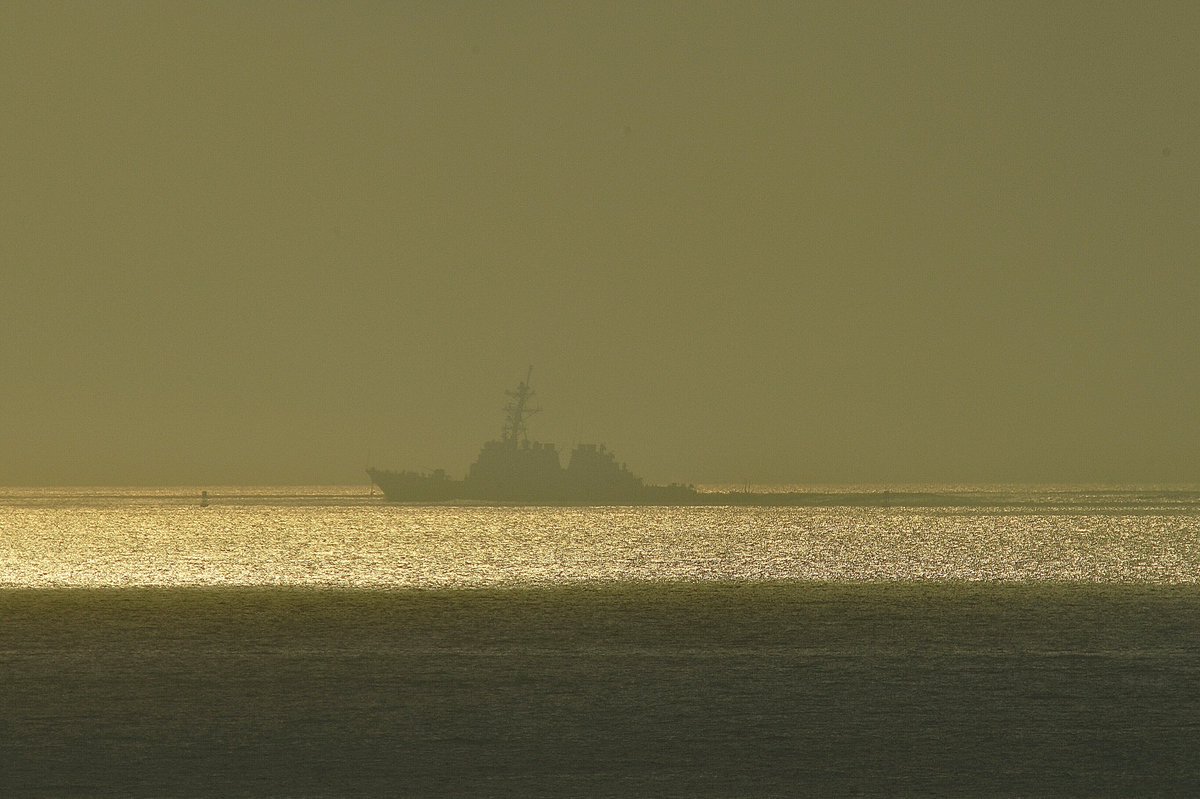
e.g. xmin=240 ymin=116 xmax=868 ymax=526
xmin=200 ymin=490 xmax=209 ymax=508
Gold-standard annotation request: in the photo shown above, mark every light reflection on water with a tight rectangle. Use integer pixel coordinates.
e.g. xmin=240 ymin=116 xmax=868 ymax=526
xmin=2 ymin=486 xmax=1199 ymax=587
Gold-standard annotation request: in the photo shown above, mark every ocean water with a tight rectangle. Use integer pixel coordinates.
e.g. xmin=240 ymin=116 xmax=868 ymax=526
xmin=3 ymin=487 xmax=1200 ymax=796
xmin=3 ymin=485 xmax=1200 ymax=587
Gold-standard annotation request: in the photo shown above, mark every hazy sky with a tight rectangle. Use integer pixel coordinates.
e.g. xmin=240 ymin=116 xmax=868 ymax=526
xmin=2 ymin=2 xmax=1197 ymax=485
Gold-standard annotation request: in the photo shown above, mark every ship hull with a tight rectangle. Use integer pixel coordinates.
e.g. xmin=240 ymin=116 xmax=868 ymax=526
xmin=367 ymin=467 xmax=699 ymax=504
xmin=366 ymin=468 xmax=466 ymax=502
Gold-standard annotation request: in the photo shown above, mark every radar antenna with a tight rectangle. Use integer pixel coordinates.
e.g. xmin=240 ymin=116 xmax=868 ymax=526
xmin=501 ymin=366 xmax=541 ymax=446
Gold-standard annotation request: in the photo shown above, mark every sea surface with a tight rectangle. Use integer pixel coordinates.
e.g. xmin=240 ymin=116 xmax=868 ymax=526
xmin=3 ymin=486 xmax=1200 ymax=796
xmin=3 ymin=484 xmax=1200 ymax=587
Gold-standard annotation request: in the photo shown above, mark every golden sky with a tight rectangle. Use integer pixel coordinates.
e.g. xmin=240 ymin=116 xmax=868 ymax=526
xmin=2 ymin=2 xmax=1196 ymax=484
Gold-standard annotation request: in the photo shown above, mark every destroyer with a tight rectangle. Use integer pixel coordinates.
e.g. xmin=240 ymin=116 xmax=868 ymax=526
xmin=368 ymin=369 xmax=699 ymax=503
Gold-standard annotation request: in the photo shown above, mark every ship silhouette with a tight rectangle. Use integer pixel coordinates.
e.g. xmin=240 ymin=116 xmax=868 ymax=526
xmin=367 ymin=370 xmax=973 ymax=506
xmin=368 ymin=368 xmax=699 ymax=503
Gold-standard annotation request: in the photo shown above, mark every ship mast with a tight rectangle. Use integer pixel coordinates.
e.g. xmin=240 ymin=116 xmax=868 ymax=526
xmin=501 ymin=366 xmax=541 ymax=447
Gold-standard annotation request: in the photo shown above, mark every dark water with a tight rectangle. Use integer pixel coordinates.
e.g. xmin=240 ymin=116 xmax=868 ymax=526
xmin=4 ymin=583 xmax=1200 ymax=797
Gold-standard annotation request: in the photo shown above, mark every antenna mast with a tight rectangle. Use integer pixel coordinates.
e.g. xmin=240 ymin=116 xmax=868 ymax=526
xmin=501 ymin=365 xmax=541 ymax=446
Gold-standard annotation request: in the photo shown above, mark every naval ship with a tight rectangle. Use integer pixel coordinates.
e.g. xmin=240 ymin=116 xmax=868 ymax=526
xmin=368 ymin=369 xmax=700 ymax=504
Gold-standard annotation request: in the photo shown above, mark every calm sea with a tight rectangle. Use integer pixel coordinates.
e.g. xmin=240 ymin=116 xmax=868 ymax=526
xmin=3 ymin=484 xmax=1200 ymax=586
xmin=4 ymin=487 xmax=1200 ymax=796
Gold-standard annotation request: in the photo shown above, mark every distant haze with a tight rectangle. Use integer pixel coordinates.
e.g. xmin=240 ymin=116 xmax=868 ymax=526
xmin=2 ymin=2 xmax=1197 ymax=486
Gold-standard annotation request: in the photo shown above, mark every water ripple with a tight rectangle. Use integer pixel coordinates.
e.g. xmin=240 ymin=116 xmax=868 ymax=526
xmin=2 ymin=488 xmax=1199 ymax=587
